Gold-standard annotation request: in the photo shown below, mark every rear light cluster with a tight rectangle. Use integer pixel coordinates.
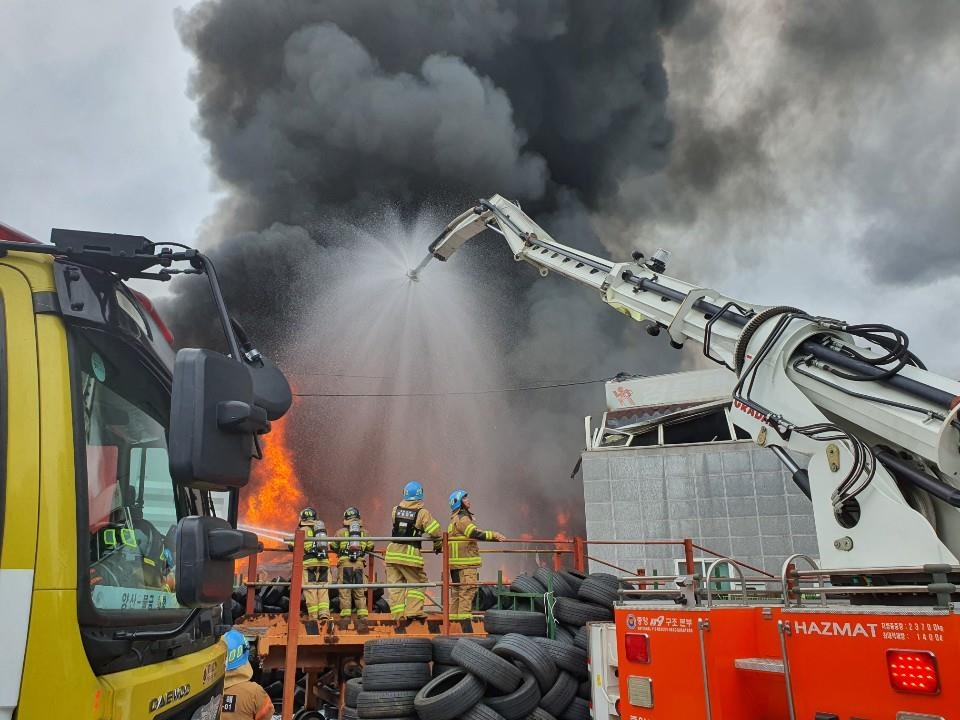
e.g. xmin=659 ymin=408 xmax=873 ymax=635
xmin=886 ymin=650 xmax=940 ymax=695
xmin=624 ymin=634 xmax=650 ymax=664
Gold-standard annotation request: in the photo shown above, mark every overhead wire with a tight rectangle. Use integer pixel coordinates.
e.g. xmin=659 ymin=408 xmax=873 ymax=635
xmin=286 ymin=371 xmax=395 ymax=380
xmin=291 ymin=376 xmax=626 ymax=398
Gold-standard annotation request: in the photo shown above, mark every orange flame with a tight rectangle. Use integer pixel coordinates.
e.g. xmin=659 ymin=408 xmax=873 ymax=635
xmin=241 ymin=415 xmax=306 ymax=529
xmin=553 ymin=530 xmax=571 ymax=572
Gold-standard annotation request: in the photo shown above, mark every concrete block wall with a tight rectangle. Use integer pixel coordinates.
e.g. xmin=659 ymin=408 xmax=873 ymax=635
xmin=581 ymin=441 xmax=818 ymax=579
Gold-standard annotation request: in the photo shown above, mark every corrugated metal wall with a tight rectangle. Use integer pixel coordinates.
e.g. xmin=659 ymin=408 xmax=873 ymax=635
xmin=580 ymin=440 xmax=818 ymax=579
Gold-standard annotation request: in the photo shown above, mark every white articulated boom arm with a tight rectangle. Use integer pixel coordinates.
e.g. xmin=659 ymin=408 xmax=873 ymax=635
xmin=430 ymin=194 xmax=960 ymax=572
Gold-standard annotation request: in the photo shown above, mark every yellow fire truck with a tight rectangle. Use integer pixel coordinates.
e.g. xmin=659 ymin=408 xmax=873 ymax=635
xmin=0 ymin=222 xmax=290 ymax=719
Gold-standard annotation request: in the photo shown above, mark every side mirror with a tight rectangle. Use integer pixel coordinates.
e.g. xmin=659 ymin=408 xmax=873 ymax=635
xmin=230 ymin=318 xmax=293 ymax=421
xmin=248 ymin=354 xmax=293 ymax=421
xmin=169 ymin=348 xmax=271 ymax=490
xmin=175 ymin=516 xmax=261 ymax=608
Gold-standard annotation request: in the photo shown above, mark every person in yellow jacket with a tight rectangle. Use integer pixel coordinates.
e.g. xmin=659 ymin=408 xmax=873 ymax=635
xmin=385 ymin=480 xmax=443 ymax=628
xmin=288 ymin=507 xmax=331 ymax=621
xmin=333 ymin=506 xmax=374 ymax=631
xmin=221 ymin=629 xmax=273 ymax=720
xmin=447 ymin=489 xmax=505 ymax=631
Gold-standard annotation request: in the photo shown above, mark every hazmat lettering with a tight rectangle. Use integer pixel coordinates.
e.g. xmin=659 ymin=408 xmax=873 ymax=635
xmin=792 ymin=620 xmax=878 ymax=638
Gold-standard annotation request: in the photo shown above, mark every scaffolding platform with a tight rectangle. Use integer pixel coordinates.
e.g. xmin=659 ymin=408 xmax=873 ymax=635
xmin=236 ymin=612 xmax=488 ymax=671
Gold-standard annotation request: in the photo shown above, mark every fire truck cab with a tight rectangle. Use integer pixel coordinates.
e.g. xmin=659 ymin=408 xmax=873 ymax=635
xmin=0 ymin=222 xmax=289 ymax=719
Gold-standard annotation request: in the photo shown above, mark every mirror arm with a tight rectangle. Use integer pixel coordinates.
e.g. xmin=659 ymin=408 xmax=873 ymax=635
xmin=227 ymin=489 xmax=240 ymax=528
xmin=199 ymin=267 xmax=270 ymax=462
xmin=195 ymin=253 xmax=243 ymax=364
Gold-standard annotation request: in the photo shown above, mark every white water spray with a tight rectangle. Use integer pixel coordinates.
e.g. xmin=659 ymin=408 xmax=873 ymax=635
xmin=273 ymin=207 xmax=546 ymax=576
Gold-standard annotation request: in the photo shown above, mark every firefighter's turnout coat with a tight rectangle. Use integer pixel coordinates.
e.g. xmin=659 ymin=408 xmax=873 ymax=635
xmin=385 ymin=500 xmax=442 ymax=567
xmin=448 ymin=509 xmax=495 ymax=568
xmin=221 ymin=662 xmax=273 ymax=720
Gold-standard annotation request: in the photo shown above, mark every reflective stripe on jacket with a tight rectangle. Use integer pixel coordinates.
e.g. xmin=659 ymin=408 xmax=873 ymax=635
xmin=385 ymin=501 xmax=441 ymax=567
xmin=448 ymin=510 xmax=494 ymax=567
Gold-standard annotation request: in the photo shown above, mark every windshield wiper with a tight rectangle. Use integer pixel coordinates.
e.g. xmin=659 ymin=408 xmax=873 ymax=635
xmin=113 ymin=607 xmax=201 ymax=641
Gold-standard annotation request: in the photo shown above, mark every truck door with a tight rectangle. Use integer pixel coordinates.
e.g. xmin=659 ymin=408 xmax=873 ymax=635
xmin=0 ymin=263 xmax=41 ymax=720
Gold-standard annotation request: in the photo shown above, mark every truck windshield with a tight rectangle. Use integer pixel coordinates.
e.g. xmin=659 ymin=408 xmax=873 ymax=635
xmin=73 ymin=327 xmax=183 ymax=614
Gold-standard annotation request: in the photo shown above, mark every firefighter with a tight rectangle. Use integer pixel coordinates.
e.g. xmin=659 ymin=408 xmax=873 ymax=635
xmin=289 ymin=507 xmax=331 ymax=621
xmin=333 ymin=506 xmax=374 ymax=632
xmin=221 ymin=629 xmax=273 ymax=720
xmin=447 ymin=489 xmax=505 ymax=632
xmin=385 ymin=480 xmax=443 ymax=628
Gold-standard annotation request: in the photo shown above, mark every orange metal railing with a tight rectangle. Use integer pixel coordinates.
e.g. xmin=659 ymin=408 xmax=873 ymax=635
xmin=238 ymin=530 xmax=780 ymax=720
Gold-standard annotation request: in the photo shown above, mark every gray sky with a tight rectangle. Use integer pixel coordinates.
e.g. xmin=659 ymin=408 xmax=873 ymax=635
xmin=0 ymin=1 xmax=216 ymax=245
xmin=1 ymin=0 xmax=956 ymax=382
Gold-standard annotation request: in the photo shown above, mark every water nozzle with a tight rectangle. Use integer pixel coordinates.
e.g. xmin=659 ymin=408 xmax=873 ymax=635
xmin=407 ymin=253 xmax=433 ymax=283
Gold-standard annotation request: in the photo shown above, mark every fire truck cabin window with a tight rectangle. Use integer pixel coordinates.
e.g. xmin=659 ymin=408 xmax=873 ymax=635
xmin=75 ymin=330 xmax=180 ymax=612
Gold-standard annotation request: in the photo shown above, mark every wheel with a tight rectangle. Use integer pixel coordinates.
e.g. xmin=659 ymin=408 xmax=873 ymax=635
xmin=552 ymin=597 xmax=613 ymax=626
xmin=451 ymin=639 xmax=522 ymax=693
xmin=345 ymin=677 xmax=363 ymax=708
xmin=483 ymin=672 xmax=541 ymax=720
xmin=363 ymin=638 xmax=433 ymax=664
xmin=356 ymin=690 xmax=417 ymax=719
xmin=576 ymin=578 xmax=618 ymax=608
xmin=432 ymin=636 xmax=495 ymax=665
xmin=537 ymin=672 xmax=577 ymax=717
xmin=531 ymin=639 xmax=588 ymax=679
xmin=361 ymin=662 xmax=431 ymax=691
xmin=413 ymin=668 xmax=485 ymax=720
xmin=483 ymin=610 xmax=547 ymax=637
xmin=492 ymin=634 xmax=557 ymax=693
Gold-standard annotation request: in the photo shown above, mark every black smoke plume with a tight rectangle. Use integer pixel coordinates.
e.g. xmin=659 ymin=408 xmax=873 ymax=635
xmin=166 ymin=1 xmax=694 ymax=548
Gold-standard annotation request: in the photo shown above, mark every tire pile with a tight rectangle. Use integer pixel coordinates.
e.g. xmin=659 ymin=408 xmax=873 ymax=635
xmin=343 ymin=639 xmax=435 ymax=720
xmin=342 ymin=571 xmax=622 ymax=720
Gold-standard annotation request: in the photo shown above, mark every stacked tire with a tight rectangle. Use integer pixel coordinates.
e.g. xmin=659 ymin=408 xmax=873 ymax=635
xmin=416 ymin=633 xmax=590 ymax=720
xmin=352 ymin=639 xmax=434 ymax=720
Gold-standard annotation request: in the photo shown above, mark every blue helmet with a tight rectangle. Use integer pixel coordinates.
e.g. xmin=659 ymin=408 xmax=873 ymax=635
xmin=223 ymin=629 xmax=250 ymax=671
xmin=449 ymin=489 xmax=468 ymax=512
xmin=403 ymin=480 xmax=424 ymax=501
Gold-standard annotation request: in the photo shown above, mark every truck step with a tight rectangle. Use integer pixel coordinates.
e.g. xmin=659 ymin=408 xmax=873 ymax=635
xmin=734 ymin=657 xmax=785 ymax=674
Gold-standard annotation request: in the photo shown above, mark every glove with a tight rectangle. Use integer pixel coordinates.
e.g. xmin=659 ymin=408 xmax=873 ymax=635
xmin=492 ymin=532 xmax=507 ymax=542
xmin=433 ymin=540 xmax=443 ymax=554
